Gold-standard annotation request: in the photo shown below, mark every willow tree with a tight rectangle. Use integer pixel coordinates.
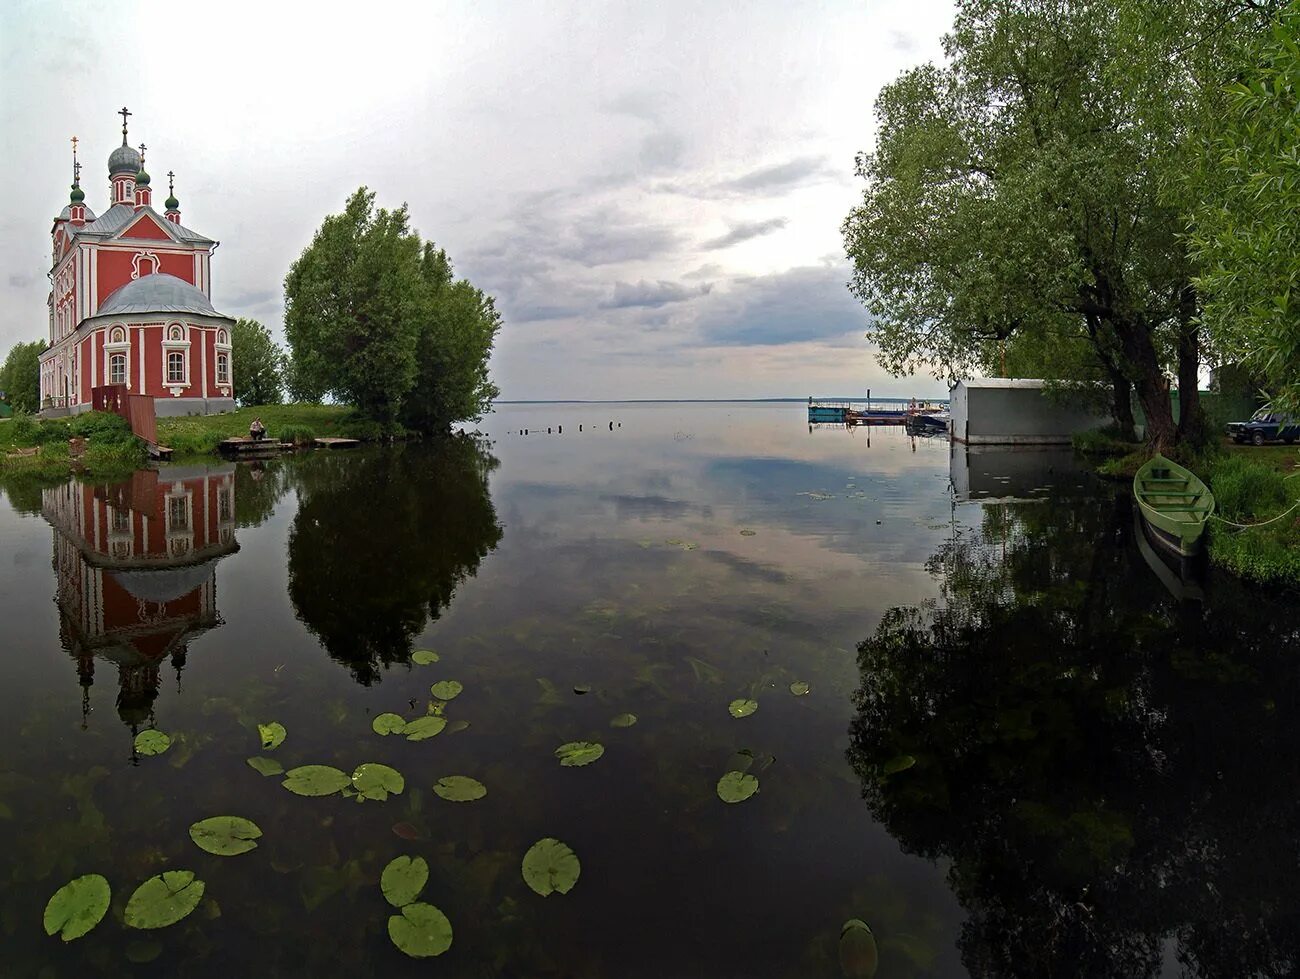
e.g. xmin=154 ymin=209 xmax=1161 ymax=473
xmin=843 ymin=0 xmax=1228 ymax=449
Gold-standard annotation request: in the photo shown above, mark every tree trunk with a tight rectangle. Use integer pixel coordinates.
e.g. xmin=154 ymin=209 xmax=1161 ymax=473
xmin=1114 ymin=313 xmax=1177 ymax=452
xmin=1175 ymin=285 xmax=1208 ymax=450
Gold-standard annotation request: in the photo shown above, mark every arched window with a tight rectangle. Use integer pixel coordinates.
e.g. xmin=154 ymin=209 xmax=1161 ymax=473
xmin=216 ymin=352 xmax=230 ymax=384
xmin=109 ymin=353 xmax=126 ymax=385
xmin=217 ymin=330 xmax=228 ymax=346
xmin=167 ymin=351 xmax=186 ymax=385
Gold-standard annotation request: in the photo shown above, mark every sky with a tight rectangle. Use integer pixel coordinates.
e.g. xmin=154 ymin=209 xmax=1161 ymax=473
xmin=0 ymin=0 xmax=956 ymax=401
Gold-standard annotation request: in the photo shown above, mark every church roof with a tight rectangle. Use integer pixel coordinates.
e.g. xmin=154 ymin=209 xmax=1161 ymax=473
xmin=57 ymin=203 xmax=98 ymax=222
xmin=95 ymin=273 xmax=233 ymax=321
xmin=67 ymin=203 xmax=214 ymax=244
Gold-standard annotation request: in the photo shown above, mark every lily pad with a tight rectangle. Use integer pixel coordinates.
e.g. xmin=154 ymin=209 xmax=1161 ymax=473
xmin=43 ymin=874 xmax=110 ymax=941
xmin=257 ymin=722 xmax=286 ymax=750
xmin=728 ymin=698 xmax=758 ymax=718
xmin=555 ymin=741 xmax=604 ymax=767
xmin=388 ymin=902 xmax=453 ymax=957
xmin=372 ymin=713 xmax=407 ymax=736
xmin=411 ymin=649 xmax=440 ymax=665
xmin=789 ymin=681 xmax=811 ymax=696
xmin=134 ymin=730 xmax=171 ymax=756
xmin=883 ymin=754 xmax=917 ymax=775
xmin=716 ymin=771 xmax=760 ymax=803
xmin=282 ymin=765 xmax=351 ymax=797
xmin=352 ymin=763 xmax=405 ymax=802
xmin=839 ymin=919 xmax=879 ymax=978
xmin=124 ymin=871 xmax=205 ymax=930
xmin=381 ymin=855 xmax=428 ymax=908
xmin=609 ymin=713 xmax=638 ymax=728
xmin=521 ymin=838 xmax=581 ymax=896
xmin=433 ymin=775 xmax=487 ymax=802
xmin=403 ymin=716 xmax=447 ymax=742
xmin=246 ymin=756 xmax=284 ymax=777
xmin=189 ymin=816 xmax=262 ymax=856
xmin=446 ymin=719 xmax=471 ymax=734
xmin=429 ymin=680 xmax=463 ymax=701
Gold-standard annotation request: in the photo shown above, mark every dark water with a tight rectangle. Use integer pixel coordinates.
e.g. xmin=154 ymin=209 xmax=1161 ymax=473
xmin=0 ymin=402 xmax=1294 ymax=978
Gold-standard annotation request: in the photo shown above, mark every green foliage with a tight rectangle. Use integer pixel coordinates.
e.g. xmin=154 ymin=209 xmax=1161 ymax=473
xmin=716 ymin=770 xmax=760 ymax=803
xmin=554 ymin=741 xmax=604 ymax=767
xmin=43 ymin=874 xmax=111 ymax=942
xmin=276 ymin=424 xmax=316 ymax=445
xmin=10 ymin=414 xmax=36 ymax=443
xmin=281 ymin=765 xmax=351 ymax=797
xmin=521 ymin=838 xmax=581 ymax=896
xmin=284 ymin=188 xmax=499 ymax=431
xmin=133 ymin=730 xmax=171 ymax=756
xmin=381 ymin=855 xmax=428 ymax=908
xmin=1207 ymin=453 xmax=1300 ymax=584
xmin=257 ymin=721 xmax=286 ymax=750
xmin=0 ymin=340 xmax=42 ymax=414
xmin=188 ymin=816 xmax=263 ymax=856
xmin=1072 ymin=427 xmax=1139 ymax=457
xmin=123 ymin=871 xmax=205 ymax=930
xmin=231 ymin=318 xmax=285 ymax=406
xmin=387 ymin=902 xmax=453 ymax=957
xmin=432 ymin=775 xmax=487 ymax=802
xmin=1211 ymin=455 xmax=1289 ymax=520
xmin=350 ymin=763 xmax=405 ymax=802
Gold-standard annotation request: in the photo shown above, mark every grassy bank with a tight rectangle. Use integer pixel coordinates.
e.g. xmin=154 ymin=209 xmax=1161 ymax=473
xmin=0 ymin=411 xmax=148 ymax=480
xmin=1208 ymin=450 xmax=1300 ymax=586
xmin=156 ymin=404 xmax=363 ymax=455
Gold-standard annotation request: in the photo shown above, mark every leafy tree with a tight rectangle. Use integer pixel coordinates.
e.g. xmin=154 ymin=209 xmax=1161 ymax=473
xmin=284 ymin=188 xmax=500 ymax=430
xmin=0 ymin=340 xmax=43 ymax=414
xmin=230 ymin=318 xmax=285 ymax=407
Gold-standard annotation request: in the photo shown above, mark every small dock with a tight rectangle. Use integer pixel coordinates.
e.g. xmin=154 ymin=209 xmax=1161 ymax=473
xmin=218 ymin=437 xmax=286 ymax=458
xmin=313 ymin=437 xmax=359 ymax=449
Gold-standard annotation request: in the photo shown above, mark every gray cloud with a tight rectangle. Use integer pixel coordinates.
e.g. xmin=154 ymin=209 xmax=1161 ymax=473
xmin=7 ymin=273 xmax=35 ymax=290
xmin=701 ymin=217 xmax=788 ymax=250
xmin=717 ymin=155 xmax=837 ymax=193
xmin=603 ymin=280 xmax=713 ymax=310
xmin=692 ymin=264 xmax=867 ymax=346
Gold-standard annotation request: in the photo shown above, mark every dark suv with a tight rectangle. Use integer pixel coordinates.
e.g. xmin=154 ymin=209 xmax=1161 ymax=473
xmin=1227 ymin=409 xmax=1299 ymax=446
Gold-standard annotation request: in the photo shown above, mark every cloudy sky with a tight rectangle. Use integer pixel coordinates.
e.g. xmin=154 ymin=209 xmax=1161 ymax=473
xmin=1 ymin=0 xmax=954 ymax=400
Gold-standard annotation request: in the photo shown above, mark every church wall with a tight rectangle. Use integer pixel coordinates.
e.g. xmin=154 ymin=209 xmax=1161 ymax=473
xmin=94 ymin=249 xmax=198 ymax=305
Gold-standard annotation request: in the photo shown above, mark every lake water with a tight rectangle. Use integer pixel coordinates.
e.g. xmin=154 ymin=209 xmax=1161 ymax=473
xmin=0 ymin=401 xmax=1295 ymax=977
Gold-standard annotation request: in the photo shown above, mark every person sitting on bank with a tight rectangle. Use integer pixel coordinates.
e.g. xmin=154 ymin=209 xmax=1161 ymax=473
xmin=249 ymin=418 xmax=266 ymax=441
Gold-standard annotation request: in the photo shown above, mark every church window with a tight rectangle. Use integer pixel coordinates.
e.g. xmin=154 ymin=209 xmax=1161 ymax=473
xmin=167 ymin=351 xmax=186 ymax=384
xmin=216 ymin=353 xmax=229 ymax=384
xmin=111 ymin=327 xmax=125 ymax=343
xmin=168 ymin=495 xmax=190 ymax=532
xmin=109 ymin=353 xmax=126 ymax=385
xmin=111 ymin=507 xmax=131 ymax=533
xmin=218 ymin=488 xmax=232 ymax=523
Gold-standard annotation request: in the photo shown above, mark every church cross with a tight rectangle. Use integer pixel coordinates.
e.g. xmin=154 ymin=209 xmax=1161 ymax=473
xmin=138 ymin=142 xmax=147 ymax=166
xmin=167 ymin=170 xmax=175 ymax=195
xmin=70 ymin=136 xmax=79 ymax=182
xmin=118 ymin=106 xmax=132 ymax=141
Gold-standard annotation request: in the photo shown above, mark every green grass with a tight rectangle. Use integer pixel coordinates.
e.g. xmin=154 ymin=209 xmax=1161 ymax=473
xmin=1207 ymin=452 xmax=1300 ymax=586
xmin=1072 ymin=427 xmax=1142 ymax=457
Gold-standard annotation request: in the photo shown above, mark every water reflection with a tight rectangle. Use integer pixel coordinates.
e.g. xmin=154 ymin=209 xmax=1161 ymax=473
xmin=850 ymin=490 xmax=1300 ymax=977
xmin=43 ymin=465 xmax=238 ymax=737
xmin=285 ymin=436 xmax=502 ymax=683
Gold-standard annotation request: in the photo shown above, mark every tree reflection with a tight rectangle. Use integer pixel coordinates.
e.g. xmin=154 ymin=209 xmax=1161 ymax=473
xmin=850 ymin=493 xmax=1300 ymax=977
xmin=287 ymin=437 xmax=502 ymax=684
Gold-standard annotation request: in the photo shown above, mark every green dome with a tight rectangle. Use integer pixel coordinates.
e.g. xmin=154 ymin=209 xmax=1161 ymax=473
xmin=134 ymin=169 xmax=151 ymax=186
xmin=70 ymin=184 xmax=85 ymax=203
xmin=164 ymin=195 xmax=179 ymax=210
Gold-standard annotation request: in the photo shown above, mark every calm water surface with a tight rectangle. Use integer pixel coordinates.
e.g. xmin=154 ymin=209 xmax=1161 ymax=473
xmin=0 ymin=402 xmax=1295 ymax=977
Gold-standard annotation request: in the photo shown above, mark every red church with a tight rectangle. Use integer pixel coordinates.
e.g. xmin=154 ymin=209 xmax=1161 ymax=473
xmin=39 ymin=107 xmax=236 ymax=418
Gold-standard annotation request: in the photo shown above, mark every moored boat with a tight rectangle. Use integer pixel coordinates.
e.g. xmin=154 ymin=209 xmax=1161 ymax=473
xmin=1133 ymin=454 xmax=1215 ymax=557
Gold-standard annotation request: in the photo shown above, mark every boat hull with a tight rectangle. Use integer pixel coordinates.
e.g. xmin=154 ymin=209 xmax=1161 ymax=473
xmin=1133 ymin=454 xmax=1215 ymax=558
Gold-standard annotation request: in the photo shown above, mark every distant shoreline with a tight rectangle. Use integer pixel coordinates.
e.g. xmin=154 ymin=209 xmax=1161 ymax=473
xmin=492 ymin=397 xmax=949 ymax=405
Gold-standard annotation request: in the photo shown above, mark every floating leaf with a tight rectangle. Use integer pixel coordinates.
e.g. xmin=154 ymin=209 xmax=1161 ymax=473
xmin=124 ymin=871 xmax=205 ymax=930
xmin=189 ymin=816 xmax=262 ymax=856
xmin=125 ymin=939 xmax=162 ymax=963
xmin=381 ymin=855 xmax=428 ymax=908
xmin=839 ymin=919 xmax=879 ymax=978
xmin=433 ymin=775 xmax=487 ymax=802
xmin=403 ymin=716 xmax=447 ymax=742
xmin=883 ymin=754 xmax=916 ymax=775
xmin=716 ymin=771 xmax=760 ymax=803
xmin=372 ymin=713 xmax=407 ymax=736
xmin=789 ymin=681 xmax=811 ymax=696
xmin=282 ymin=765 xmax=351 ymax=797
xmin=246 ymin=756 xmax=284 ymax=777
xmin=43 ymin=874 xmax=110 ymax=942
xmin=352 ymin=763 xmax=405 ymax=802
xmin=388 ymin=902 xmax=453 ymax=957
xmin=392 ymin=822 xmax=422 ymax=841
xmin=446 ymin=719 xmax=470 ymax=734
xmin=521 ymin=838 xmax=581 ymax=896
xmin=429 ymin=680 xmax=463 ymax=701
xmin=411 ymin=649 xmax=440 ymax=665
xmin=555 ymin=741 xmax=604 ymax=767
xmin=257 ymin=722 xmax=286 ymax=750
xmin=134 ymin=730 xmax=171 ymax=756
xmin=573 ymin=684 xmax=591 ymax=695
xmin=609 ymin=713 xmax=638 ymax=728
xmin=728 ymin=698 xmax=758 ymax=718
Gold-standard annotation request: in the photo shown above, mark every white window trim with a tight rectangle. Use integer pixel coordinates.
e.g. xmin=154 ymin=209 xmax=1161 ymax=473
xmin=161 ymin=323 xmax=191 ymax=393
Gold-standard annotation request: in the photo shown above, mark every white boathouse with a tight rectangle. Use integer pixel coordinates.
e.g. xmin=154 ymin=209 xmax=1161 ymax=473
xmin=949 ymin=378 xmax=1110 ymax=445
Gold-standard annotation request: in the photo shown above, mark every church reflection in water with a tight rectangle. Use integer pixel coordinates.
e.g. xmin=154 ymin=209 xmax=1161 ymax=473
xmin=42 ymin=465 xmax=238 ymax=733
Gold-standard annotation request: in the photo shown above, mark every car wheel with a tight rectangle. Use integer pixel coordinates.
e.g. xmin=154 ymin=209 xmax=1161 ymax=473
xmin=1253 ymin=431 xmax=1266 ymax=446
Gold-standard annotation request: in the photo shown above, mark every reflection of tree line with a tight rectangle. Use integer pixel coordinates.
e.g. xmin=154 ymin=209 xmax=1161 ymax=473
xmin=850 ymin=492 xmax=1300 ymax=977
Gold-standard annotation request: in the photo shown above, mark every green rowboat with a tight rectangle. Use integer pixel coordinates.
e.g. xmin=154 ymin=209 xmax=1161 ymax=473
xmin=1133 ymin=454 xmax=1215 ymax=557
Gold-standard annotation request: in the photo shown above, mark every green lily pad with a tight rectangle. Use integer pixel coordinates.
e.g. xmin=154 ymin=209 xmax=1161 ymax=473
xmin=134 ymin=730 xmax=171 ymax=756
xmin=388 ymin=902 xmax=453 ymax=957
xmin=411 ymin=649 xmax=440 ymax=665
xmin=125 ymin=939 xmax=162 ymax=963
xmin=433 ymin=775 xmax=487 ymax=802
xmin=446 ymin=719 xmax=470 ymax=734
xmin=124 ymin=871 xmax=205 ymax=930
xmin=521 ymin=838 xmax=581 ymax=896
xmin=372 ymin=713 xmax=407 ymax=735
xmin=403 ymin=716 xmax=447 ymax=742
xmin=789 ymin=681 xmax=811 ymax=696
xmin=43 ymin=874 xmax=110 ymax=941
xmin=839 ymin=918 xmax=879 ymax=978
xmin=883 ymin=754 xmax=917 ymax=775
xmin=246 ymin=756 xmax=284 ymax=777
xmin=381 ymin=855 xmax=428 ymax=908
xmin=555 ymin=741 xmax=604 ymax=767
xmin=282 ymin=765 xmax=351 ymax=797
xmin=728 ymin=698 xmax=758 ymax=718
xmin=609 ymin=713 xmax=638 ymax=728
xmin=716 ymin=771 xmax=760 ymax=803
xmin=429 ymin=680 xmax=463 ymax=701
xmin=352 ymin=763 xmax=405 ymax=802
xmin=257 ymin=722 xmax=286 ymax=750
xmin=189 ymin=816 xmax=262 ymax=856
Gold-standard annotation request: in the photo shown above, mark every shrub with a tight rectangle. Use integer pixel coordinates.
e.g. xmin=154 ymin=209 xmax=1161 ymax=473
xmin=66 ymin=411 xmax=136 ymax=446
xmin=340 ymin=418 xmax=384 ymax=442
xmin=1073 ymin=427 xmax=1137 ymax=457
xmin=162 ymin=423 xmax=224 ymax=455
xmin=277 ymin=425 xmax=316 ymax=445
xmin=10 ymin=414 xmax=36 ymax=443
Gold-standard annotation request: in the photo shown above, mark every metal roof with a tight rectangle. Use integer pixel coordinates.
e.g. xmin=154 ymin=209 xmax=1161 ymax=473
xmin=94 ymin=272 xmax=232 ymax=320
xmin=952 ymin=378 xmax=1051 ymax=390
xmin=65 ymin=203 xmax=214 ymax=244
